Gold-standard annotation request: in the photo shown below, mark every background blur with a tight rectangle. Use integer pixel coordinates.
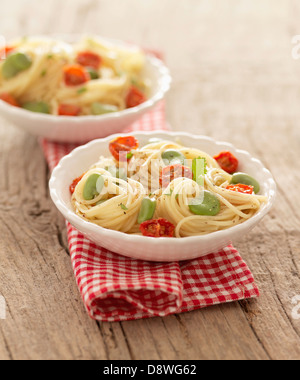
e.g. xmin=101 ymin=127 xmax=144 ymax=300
xmin=2 ymin=0 xmax=300 ymax=138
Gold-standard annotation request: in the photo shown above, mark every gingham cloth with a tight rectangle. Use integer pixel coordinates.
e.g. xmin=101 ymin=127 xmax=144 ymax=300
xmin=42 ymin=102 xmax=259 ymax=322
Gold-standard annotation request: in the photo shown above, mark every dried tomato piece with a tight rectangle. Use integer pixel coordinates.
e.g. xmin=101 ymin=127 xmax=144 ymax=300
xmin=109 ymin=136 xmax=139 ymax=162
xmin=226 ymin=184 xmax=254 ymax=194
xmin=160 ymin=164 xmax=193 ymax=188
xmin=214 ymin=151 xmax=239 ymax=174
xmin=0 ymin=93 xmax=19 ymax=107
xmin=76 ymin=51 xmax=102 ymax=70
xmin=70 ymin=174 xmax=85 ymax=194
xmin=0 ymin=46 xmax=15 ymax=60
xmin=126 ymin=86 xmax=146 ymax=108
xmin=140 ymin=218 xmax=175 ymax=238
xmin=58 ymin=104 xmax=81 ymax=116
xmin=63 ymin=65 xmax=90 ymax=86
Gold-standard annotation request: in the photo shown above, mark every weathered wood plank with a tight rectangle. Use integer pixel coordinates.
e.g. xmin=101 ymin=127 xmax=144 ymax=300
xmin=0 ymin=129 xmax=112 ymax=360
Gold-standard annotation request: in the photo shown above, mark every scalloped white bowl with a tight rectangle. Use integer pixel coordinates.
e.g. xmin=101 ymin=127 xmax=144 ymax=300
xmin=49 ymin=131 xmax=276 ymax=262
xmin=0 ymin=37 xmax=171 ymax=143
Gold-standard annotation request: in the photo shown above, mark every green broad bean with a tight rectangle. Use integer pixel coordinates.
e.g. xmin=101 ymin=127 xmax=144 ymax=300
xmin=91 ymin=102 xmax=118 ymax=115
xmin=138 ymin=197 xmax=157 ymax=224
xmin=189 ymin=191 xmax=220 ymax=216
xmin=22 ymin=102 xmax=50 ymax=114
xmin=162 ymin=149 xmax=186 ymax=165
xmin=230 ymin=173 xmax=260 ymax=194
xmin=96 ymin=175 xmax=105 ymax=194
xmin=83 ymin=174 xmax=104 ymax=200
xmin=2 ymin=52 xmax=32 ymax=79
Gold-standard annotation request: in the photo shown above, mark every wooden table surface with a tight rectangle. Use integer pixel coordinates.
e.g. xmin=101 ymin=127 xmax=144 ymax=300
xmin=0 ymin=0 xmax=300 ymax=360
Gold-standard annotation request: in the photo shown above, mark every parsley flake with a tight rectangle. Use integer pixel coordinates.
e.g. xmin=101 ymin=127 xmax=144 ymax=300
xmin=120 ymin=203 xmax=128 ymax=211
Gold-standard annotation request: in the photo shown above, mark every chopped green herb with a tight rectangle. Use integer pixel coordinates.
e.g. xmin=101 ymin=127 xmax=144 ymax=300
xmin=127 ymin=152 xmax=133 ymax=160
xmin=77 ymin=87 xmax=87 ymax=95
xmin=87 ymin=67 xmax=99 ymax=80
xmin=41 ymin=69 xmax=47 ymax=77
xmin=120 ymin=203 xmax=128 ymax=211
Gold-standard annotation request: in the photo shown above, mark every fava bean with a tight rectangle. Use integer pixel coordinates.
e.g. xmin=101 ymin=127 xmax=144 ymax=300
xmin=189 ymin=191 xmax=220 ymax=216
xmin=22 ymin=102 xmax=50 ymax=114
xmin=162 ymin=149 xmax=186 ymax=165
xmin=23 ymin=101 xmax=49 ymax=114
xmin=138 ymin=197 xmax=157 ymax=224
xmin=230 ymin=173 xmax=260 ymax=194
xmin=91 ymin=102 xmax=118 ymax=115
xmin=2 ymin=52 xmax=32 ymax=79
xmin=96 ymin=175 xmax=105 ymax=194
xmin=83 ymin=174 xmax=104 ymax=200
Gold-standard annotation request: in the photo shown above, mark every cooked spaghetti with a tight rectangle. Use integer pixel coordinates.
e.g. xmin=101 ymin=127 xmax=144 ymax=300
xmin=0 ymin=36 xmax=149 ymax=116
xmin=70 ymin=136 xmax=267 ymax=238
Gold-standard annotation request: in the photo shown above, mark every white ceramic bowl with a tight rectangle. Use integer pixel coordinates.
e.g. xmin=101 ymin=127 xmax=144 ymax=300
xmin=0 ymin=37 xmax=171 ymax=143
xmin=49 ymin=131 xmax=276 ymax=262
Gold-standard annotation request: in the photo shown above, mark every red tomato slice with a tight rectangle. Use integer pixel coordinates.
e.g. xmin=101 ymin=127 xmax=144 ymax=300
xmin=0 ymin=46 xmax=15 ymax=60
xmin=0 ymin=93 xmax=19 ymax=107
xmin=63 ymin=65 xmax=90 ymax=86
xmin=160 ymin=164 xmax=193 ymax=188
xmin=226 ymin=184 xmax=254 ymax=194
xmin=214 ymin=151 xmax=239 ymax=174
xmin=140 ymin=218 xmax=175 ymax=238
xmin=58 ymin=104 xmax=81 ymax=116
xmin=70 ymin=174 xmax=85 ymax=194
xmin=76 ymin=51 xmax=102 ymax=69
xmin=109 ymin=136 xmax=139 ymax=161
xmin=126 ymin=86 xmax=146 ymax=108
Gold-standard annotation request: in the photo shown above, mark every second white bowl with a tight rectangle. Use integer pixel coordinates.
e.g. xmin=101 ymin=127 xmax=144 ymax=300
xmin=0 ymin=37 xmax=171 ymax=143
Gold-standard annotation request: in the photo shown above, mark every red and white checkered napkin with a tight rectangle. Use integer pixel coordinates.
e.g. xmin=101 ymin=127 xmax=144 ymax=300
xmin=42 ymin=102 xmax=259 ymax=322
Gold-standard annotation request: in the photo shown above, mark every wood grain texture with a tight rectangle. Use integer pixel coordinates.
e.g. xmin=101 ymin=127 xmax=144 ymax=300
xmin=0 ymin=0 xmax=299 ymax=360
